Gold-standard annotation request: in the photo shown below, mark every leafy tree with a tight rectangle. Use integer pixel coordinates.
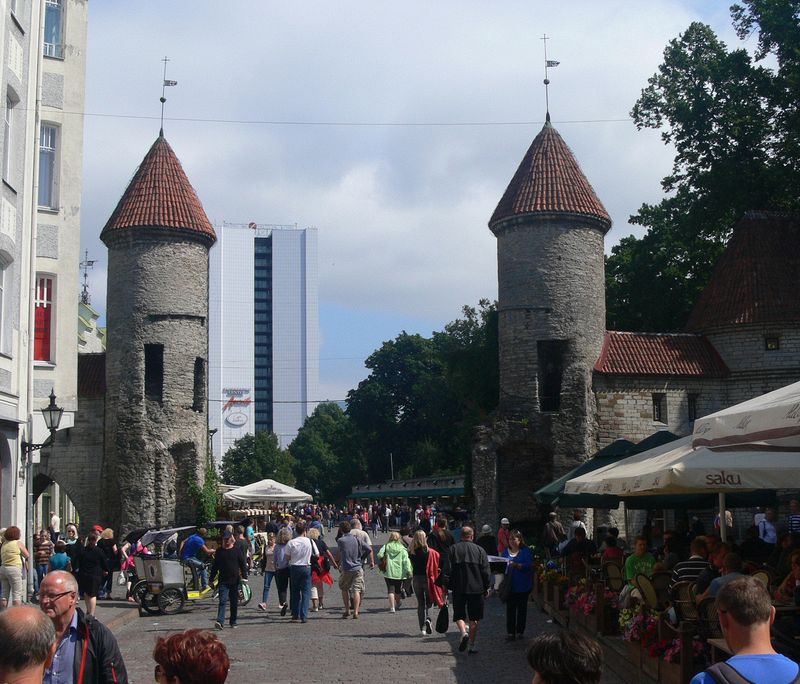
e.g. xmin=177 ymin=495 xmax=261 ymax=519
xmin=188 ymin=458 xmax=220 ymax=526
xmin=289 ymin=402 xmax=365 ymax=503
xmin=220 ymin=432 xmax=296 ymax=487
xmin=607 ymin=7 xmax=800 ymax=332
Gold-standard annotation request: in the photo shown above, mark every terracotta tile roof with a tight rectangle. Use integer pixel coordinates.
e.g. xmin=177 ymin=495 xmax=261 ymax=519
xmin=687 ymin=212 xmax=800 ymax=332
xmin=594 ymin=332 xmax=729 ymax=377
xmin=78 ymin=353 xmax=106 ymax=398
xmin=489 ymin=120 xmax=611 ymax=233
xmin=100 ymin=136 xmax=216 ymax=245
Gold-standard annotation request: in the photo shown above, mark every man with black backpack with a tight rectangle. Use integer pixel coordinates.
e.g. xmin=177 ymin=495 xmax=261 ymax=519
xmin=690 ymin=576 xmax=799 ymax=683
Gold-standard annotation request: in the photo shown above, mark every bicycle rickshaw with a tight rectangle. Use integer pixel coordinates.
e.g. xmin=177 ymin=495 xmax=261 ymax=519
xmin=131 ymin=525 xmax=252 ymax=616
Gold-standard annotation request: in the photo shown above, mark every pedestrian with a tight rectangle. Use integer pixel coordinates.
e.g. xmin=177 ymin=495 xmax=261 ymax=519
xmin=49 ymin=511 xmax=60 ymax=545
xmin=34 ymin=529 xmax=54 ymax=596
xmin=349 ymin=517 xmax=375 ymax=570
xmin=527 ymin=630 xmax=604 ymax=684
xmin=273 ymin=527 xmax=292 ymax=617
xmin=758 ymin=508 xmax=778 ymax=546
xmin=408 ymin=530 xmax=445 ymax=637
xmin=308 ymin=527 xmax=336 ymax=611
xmin=97 ymin=528 xmax=118 ymax=600
xmin=284 ymin=520 xmax=316 ymax=623
xmin=336 ymin=521 xmax=369 ymax=619
xmin=49 ymin=540 xmax=72 ymax=574
xmin=257 ymin=532 xmax=277 ymax=612
xmin=40 ymin=570 xmax=128 ymax=684
xmin=542 ymin=512 xmax=566 ymax=558
xmin=428 ymin=515 xmax=456 ymax=578
xmin=568 ymin=511 xmax=587 ymax=541
xmin=690 ymin=576 xmax=799 ymax=683
xmin=497 ymin=517 xmax=511 ymax=554
xmin=77 ymin=532 xmax=108 ymax=617
xmin=209 ymin=530 xmax=248 ymax=630
xmin=377 ymin=531 xmax=412 ymax=613
xmin=0 ymin=605 xmax=56 ymax=684
xmin=443 ymin=526 xmax=491 ymax=655
xmin=0 ymin=526 xmax=30 ymax=607
xmin=501 ymin=529 xmax=534 ymax=641
xmin=476 ymin=524 xmax=498 ymax=557
xmin=153 ymin=629 xmax=230 ymax=684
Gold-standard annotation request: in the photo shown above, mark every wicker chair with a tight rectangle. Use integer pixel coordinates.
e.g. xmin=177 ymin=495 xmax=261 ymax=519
xmin=671 ymin=580 xmax=700 ymax=623
xmin=752 ymin=569 xmax=771 ymax=589
xmin=634 ymin=573 xmax=662 ymax=612
xmin=603 ymin=561 xmax=625 ymax=593
xmin=650 ymin=571 xmax=672 ymax=609
xmin=697 ymin=596 xmax=723 ymax=639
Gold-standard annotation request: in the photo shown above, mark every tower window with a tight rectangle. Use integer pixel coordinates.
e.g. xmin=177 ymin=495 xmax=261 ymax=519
xmin=34 ymin=275 xmax=54 ymax=361
xmin=537 ymin=340 xmax=566 ymax=412
xmin=38 ymin=123 xmax=58 ymax=208
xmin=43 ymin=0 xmax=63 ymax=58
xmin=765 ymin=336 xmax=780 ymax=351
xmin=688 ymin=393 xmax=699 ymax=422
xmin=652 ymin=393 xmax=667 ymax=423
xmin=144 ymin=344 xmax=164 ymax=403
xmin=192 ymin=357 xmax=205 ymax=412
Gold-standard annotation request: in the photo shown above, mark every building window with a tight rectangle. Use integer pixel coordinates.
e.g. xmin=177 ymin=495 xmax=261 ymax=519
xmin=192 ymin=357 xmax=205 ymax=412
xmin=538 ymin=340 xmax=566 ymax=412
xmin=34 ymin=275 xmax=54 ymax=361
xmin=765 ymin=336 xmax=780 ymax=351
xmin=0 ymin=259 xmax=6 ymax=348
xmin=652 ymin=393 xmax=667 ymax=423
xmin=38 ymin=124 xmax=58 ymax=208
xmin=43 ymin=0 xmax=63 ymax=58
xmin=144 ymin=344 xmax=164 ymax=403
xmin=3 ymin=94 xmax=15 ymax=182
xmin=688 ymin=393 xmax=699 ymax=422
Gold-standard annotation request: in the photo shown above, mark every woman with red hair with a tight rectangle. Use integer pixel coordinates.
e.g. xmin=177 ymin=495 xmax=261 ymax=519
xmin=153 ymin=629 xmax=229 ymax=684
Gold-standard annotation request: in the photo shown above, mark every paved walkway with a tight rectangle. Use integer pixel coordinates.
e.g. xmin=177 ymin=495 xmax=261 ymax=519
xmin=99 ymin=533 xmax=622 ymax=684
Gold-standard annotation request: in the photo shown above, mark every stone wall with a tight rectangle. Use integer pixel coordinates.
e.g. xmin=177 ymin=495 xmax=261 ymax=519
xmin=708 ymin=325 xmax=800 ymax=375
xmin=103 ymin=230 xmax=210 ymax=535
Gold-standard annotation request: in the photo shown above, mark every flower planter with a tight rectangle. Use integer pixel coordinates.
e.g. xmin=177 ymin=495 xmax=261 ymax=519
xmin=626 ymin=641 xmax=642 ymax=670
xmin=642 ymin=649 xmax=659 ymax=680
xmin=584 ymin=609 xmax=600 ymax=633
xmin=551 ymin=583 xmax=565 ymax=612
xmin=659 ymin=660 xmax=682 ymax=684
xmin=600 ymin=606 xmax=619 ymax=635
xmin=542 ymin=581 xmax=553 ymax=609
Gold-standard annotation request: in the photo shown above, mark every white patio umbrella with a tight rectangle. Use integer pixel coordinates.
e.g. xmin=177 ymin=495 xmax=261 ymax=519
xmin=564 ymin=436 xmax=798 ymax=541
xmin=692 ymin=380 xmax=800 ymax=450
xmin=223 ymin=479 xmax=313 ymax=503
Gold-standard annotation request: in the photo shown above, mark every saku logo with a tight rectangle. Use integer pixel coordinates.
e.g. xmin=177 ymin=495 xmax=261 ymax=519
xmin=705 ymin=471 xmax=742 ymax=486
xmin=735 ymin=415 xmax=753 ymax=431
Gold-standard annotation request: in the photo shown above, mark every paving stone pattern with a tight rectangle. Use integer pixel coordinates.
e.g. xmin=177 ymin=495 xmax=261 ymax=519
xmin=110 ymin=536 xmax=623 ymax=684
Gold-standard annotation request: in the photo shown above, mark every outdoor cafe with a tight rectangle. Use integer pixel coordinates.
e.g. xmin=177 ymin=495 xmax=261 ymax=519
xmin=533 ymin=380 xmax=800 ymax=684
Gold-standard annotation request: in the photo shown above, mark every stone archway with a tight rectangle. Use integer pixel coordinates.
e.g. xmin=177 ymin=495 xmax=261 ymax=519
xmin=34 ymin=452 xmax=101 ymax=533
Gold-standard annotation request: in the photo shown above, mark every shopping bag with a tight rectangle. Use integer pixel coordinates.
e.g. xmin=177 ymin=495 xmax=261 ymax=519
xmin=435 ymin=603 xmax=449 ymax=633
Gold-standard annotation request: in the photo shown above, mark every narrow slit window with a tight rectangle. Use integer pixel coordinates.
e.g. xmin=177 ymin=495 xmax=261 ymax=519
xmin=193 ymin=357 xmax=205 ymax=412
xmin=144 ymin=344 xmax=164 ymax=403
xmin=688 ymin=393 xmax=699 ymax=422
xmin=652 ymin=393 xmax=667 ymax=423
xmin=538 ymin=340 xmax=567 ymax=412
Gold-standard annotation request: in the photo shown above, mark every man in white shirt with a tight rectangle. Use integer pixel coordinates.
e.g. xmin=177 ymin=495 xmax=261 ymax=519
xmin=284 ymin=521 xmax=316 ymax=623
xmin=49 ymin=511 xmax=60 ymax=545
xmin=568 ymin=512 xmax=587 ymax=541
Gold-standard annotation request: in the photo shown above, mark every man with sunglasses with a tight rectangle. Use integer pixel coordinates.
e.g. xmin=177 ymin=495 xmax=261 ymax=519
xmin=40 ymin=571 xmax=128 ymax=684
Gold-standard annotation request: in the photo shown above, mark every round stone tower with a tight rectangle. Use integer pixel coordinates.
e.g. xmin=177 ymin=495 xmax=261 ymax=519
xmin=474 ymin=116 xmax=611 ymax=526
xmin=100 ymin=134 xmax=216 ymax=534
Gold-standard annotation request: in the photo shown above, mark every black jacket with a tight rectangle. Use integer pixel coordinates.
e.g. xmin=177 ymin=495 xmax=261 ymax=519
xmin=71 ymin=607 xmax=128 ymax=684
xmin=443 ymin=540 xmax=491 ymax=595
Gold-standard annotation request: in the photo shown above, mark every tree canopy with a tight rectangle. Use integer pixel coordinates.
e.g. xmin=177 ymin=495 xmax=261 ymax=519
xmin=607 ymin=2 xmax=800 ymax=332
xmin=220 ymin=432 xmax=296 ymax=487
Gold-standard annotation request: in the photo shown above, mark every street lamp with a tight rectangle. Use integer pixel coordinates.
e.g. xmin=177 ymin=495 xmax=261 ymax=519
xmin=21 ymin=389 xmax=63 ymax=598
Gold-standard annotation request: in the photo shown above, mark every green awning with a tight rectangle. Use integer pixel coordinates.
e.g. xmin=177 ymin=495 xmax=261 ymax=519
xmin=352 ymin=486 xmax=463 ymax=499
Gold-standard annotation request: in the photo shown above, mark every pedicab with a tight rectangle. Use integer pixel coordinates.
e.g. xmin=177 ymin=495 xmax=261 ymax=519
xmin=131 ymin=525 xmax=252 ymax=616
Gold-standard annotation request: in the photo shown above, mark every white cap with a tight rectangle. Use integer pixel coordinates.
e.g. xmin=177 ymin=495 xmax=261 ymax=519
xmin=500 ymin=517 xmax=510 ymax=525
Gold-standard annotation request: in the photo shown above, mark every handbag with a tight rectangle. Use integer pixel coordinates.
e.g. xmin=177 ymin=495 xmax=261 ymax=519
xmin=309 ymin=540 xmax=319 ymax=569
xmin=378 ymin=548 xmax=389 ymax=573
xmin=435 ymin=603 xmax=450 ymax=633
xmin=117 ymin=571 xmax=127 ymax=586
xmin=498 ymin=570 xmax=512 ymax=603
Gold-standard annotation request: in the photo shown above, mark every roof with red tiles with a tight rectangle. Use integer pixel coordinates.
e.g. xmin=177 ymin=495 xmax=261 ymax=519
xmin=489 ymin=120 xmax=611 ymax=233
xmin=78 ymin=353 xmax=106 ymax=398
xmin=594 ymin=331 xmax=729 ymax=377
xmin=100 ymin=136 xmax=216 ymax=245
xmin=686 ymin=212 xmax=800 ymax=332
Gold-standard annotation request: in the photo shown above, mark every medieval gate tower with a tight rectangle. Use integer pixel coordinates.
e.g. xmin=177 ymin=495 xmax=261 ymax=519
xmin=100 ymin=134 xmax=216 ymax=533
xmin=473 ymin=115 xmax=611 ymax=527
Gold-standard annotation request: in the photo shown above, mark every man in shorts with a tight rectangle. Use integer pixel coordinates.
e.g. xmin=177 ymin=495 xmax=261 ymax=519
xmin=443 ymin=525 xmax=491 ymax=655
xmin=337 ymin=521 xmax=369 ymax=619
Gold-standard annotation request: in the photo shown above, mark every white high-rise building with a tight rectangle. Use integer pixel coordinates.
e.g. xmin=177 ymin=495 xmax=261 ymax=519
xmin=209 ymin=223 xmax=318 ymax=461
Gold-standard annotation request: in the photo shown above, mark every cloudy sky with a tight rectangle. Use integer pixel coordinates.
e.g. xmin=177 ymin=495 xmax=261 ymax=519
xmin=80 ymin=1 xmax=741 ymax=402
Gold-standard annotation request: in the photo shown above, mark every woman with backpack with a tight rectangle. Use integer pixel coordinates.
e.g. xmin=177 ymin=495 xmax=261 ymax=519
xmin=377 ymin=531 xmax=412 ymax=613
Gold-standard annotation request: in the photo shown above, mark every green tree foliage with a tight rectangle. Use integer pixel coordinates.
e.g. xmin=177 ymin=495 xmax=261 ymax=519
xmin=188 ymin=459 xmax=220 ymax=526
xmin=607 ymin=5 xmax=800 ymax=332
xmin=220 ymin=432 xmax=296 ymax=487
xmin=289 ymin=402 xmax=365 ymax=503
xmin=345 ymin=301 xmax=498 ymax=482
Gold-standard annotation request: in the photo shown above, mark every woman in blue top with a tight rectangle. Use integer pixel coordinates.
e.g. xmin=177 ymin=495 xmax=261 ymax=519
xmin=501 ymin=529 xmax=534 ymax=640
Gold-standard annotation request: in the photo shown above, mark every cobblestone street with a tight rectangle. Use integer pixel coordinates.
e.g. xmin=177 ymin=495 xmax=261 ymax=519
xmin=107 ymin=536 xmax=623 ymax=684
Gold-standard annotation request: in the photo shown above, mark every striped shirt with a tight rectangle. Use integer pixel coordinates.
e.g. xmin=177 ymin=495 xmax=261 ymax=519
xmin=670 ymin=556 xmax=710 ymax=590
xmin=789 ymin=514 xmax=800 ymax=535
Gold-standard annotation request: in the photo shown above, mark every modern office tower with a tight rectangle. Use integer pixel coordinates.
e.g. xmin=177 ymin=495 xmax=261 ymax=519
xmin=0 ymin=0 xmax=86 ymax=531
xmin=209 ymin=223 xmax=319 ymax=462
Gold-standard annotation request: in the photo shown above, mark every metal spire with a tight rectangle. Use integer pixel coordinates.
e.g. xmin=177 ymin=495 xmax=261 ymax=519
xmin=541 ymin=34 xmax=559 ymax=124
xmin=79 ymin=250 xmax=96 ymax=305
xmin=159 ymin=56 xmax=177 ymax=136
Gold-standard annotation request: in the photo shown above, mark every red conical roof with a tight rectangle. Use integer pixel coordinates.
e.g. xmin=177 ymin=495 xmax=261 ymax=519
xmin=489 ymin=121 xmax=611 ymax=233
xmin=686 ymin=212 xmax=800 ymax=332
xmin=101 ymin=135 xmax=215 ymax=245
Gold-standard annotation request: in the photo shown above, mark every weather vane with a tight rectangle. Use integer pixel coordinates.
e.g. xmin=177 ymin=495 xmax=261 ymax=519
xmin=541 ymin=34 xmax=560 ymax=123
xmin=160 ymin=56 xmax=178 ymax=136
xmin=79 ymin=250 xmax=96 ymax=305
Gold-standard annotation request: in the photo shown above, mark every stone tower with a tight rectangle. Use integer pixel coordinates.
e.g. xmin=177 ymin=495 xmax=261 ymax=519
xmin=473 ymin=116 xmax=611 ymax=526
xmin=100 ymin=135 xmax=216 ymax=534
